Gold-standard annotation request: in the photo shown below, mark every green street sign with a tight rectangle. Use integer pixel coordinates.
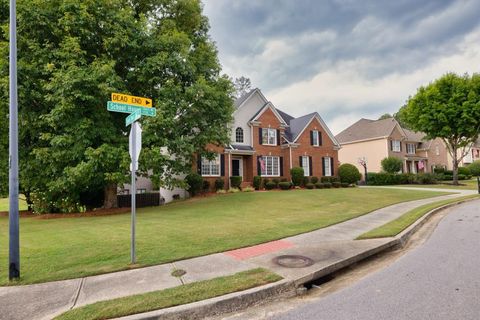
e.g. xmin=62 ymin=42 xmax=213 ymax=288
xmin=107 ymin=101 xmax=156 ymax=117
xmin=126 ymin=110 xmax=141 ymax=127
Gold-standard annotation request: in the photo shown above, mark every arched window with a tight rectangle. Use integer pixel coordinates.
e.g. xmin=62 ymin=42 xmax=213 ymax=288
xmin=235 ymin=127 xmax=244 ymax=143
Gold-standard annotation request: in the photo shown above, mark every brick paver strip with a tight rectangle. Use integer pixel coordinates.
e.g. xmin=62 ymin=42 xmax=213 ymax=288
xmin=224 ymin=240 xmax=294 ymax=260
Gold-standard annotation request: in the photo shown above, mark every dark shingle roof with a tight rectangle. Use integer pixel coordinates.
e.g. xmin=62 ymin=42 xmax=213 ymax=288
xmin=230 ymin=144 xmax=254 ymax=151
xmin=285 ymin=112 xmax=317 ymax=142
xmin=234 ymin=89 xmax=257 ymax=108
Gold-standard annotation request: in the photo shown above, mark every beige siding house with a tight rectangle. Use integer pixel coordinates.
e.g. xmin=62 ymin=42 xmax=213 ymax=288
xmin=336 ymin=118 xmax=449 ymax=175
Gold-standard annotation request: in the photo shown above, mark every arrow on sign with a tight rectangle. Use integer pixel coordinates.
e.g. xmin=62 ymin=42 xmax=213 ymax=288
xmin=126 ymin=110 xmax=141 ymax=127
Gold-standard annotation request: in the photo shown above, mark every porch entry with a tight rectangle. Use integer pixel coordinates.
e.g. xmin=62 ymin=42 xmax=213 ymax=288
xmin=405 ymin=159 xmax=427 ymax=174
xmin=232 ymin=157 xmax=243 ymax=177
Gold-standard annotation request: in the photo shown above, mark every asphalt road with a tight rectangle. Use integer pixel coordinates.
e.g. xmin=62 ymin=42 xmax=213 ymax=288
xmin=269 ymin=200 xmax=480 ymax=320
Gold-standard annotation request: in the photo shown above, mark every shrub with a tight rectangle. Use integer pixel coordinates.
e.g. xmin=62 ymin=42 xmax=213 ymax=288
xmin=458 ymin=174 xmax=466 ymax=180
xmin=433 ymin=166 xmax=446 ymax=174
xmin=321 ymin=176 xmax=339 ymax=183
xmin=315 ymin=182 xmax=324 ymax=189
xmin=280 ymin=178 xmax=288 ymax=182
xmin=415 ymin=173 xmax=437 ymax=184
xmin=272 ymin=178 xmax=280 ymax=187
xmin=216 ymin=189 xmax=227 ymax=194
xmin=381 ymin=157 xmax=403 ymax=173
xmin=290 ymin=167 xmax=304 ymax=186
xmin=338 ymin=163 xmax=361 ymax=184
xmin=265 ymin=181 xmax=276 ymax=190
xmin=202 ymin=180 xmax=210 ymax=192
xmin=341 ymin=182 xmax=350 ymax=188
xmin=310 ymin=176 xmax=319 ymax=184
xmin=227 ymin=188 xmax=240 ymax=193
xmin=305 ymin=183 xmax=315 ymax=189
xmin=302 ymin=176 xmax=310 ymax=186
xmin=253 ymin=176 xmax=262 ymax=190
xmin=332 ymin=182 xmax=341 ymax=188
xmin=458 ymin=166 xmax=471 ymax=176
xmin=398 ymin=173 xmax=416 ymax=184
xmin=279 ymin=181 xmax=292 ymax=190
xmin=230 ymin=176 xmax=242 ymax=189
xmin=242 ymin=186 xmax=255 ymax=192
xmin=185 ymin=173 xmax=203 ymax=196
xmin=323 ymin=182 xmax=332 ymax=188
xmin=214 ymin=178 xmax=224 ymax=191
xmin=366 ymin=172 xmax=401 ymax=185
xmin=468 ymin=160 xmax=480 ymax=176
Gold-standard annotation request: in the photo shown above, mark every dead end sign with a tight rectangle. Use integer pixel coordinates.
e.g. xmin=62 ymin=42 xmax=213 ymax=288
xmin=112 ymin=92 xmax=153 ymax=108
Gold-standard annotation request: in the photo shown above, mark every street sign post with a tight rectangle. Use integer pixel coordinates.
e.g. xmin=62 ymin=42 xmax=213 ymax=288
xmin=106 ymin=94 xmax=154 ymax=265
xmin=112 ymin=93 xmax=153 ymax=108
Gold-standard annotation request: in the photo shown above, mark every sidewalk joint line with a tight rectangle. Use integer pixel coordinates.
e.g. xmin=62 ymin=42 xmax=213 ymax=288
xmin=171 ymin=262 xmax=185 ymax=285
xmin=70 ymin=277 xmax=85 ymax=310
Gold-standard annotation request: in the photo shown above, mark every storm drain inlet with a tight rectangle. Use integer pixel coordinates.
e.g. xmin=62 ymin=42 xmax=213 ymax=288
xmin=273 ymin=255 xmax=314 ymax=268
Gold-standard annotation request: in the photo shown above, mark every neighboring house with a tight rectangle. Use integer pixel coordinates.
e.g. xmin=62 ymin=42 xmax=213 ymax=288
xmin=196 ymin=88 xmax=341 ymax=189
xmin=336 ymin=118 xmax=450 ymax=175
xmin=445 ymin=138 xmax=480 ymax=169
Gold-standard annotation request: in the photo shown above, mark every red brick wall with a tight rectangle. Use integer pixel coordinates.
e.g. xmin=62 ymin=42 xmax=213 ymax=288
xmin=290 ymin=117 xmax=339 ymax=178
xmin=193 ymin=144 xmax=229 ymax=191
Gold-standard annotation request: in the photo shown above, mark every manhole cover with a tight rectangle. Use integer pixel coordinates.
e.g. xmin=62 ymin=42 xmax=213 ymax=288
xmin=171 ymin=269 xmax=186 ymax=277
xmin=273 ymin=255 xmax=314 ymax=268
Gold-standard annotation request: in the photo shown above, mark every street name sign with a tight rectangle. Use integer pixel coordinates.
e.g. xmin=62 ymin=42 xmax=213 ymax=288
xmin=126 ymin=109 xmax=141 ymax=127
xmin=112 ymin=92 xmax=153 ymax=108
xmin=107 ymin=101 xmax=156 ymax=117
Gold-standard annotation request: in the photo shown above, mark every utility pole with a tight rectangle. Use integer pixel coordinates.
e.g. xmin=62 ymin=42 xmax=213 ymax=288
xmin=9 ymin=0 xmax=20 ymax=280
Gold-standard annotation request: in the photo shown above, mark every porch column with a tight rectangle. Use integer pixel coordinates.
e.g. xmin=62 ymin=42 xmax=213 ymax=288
xmin=228 ymin=153 xmax=231 ymax=189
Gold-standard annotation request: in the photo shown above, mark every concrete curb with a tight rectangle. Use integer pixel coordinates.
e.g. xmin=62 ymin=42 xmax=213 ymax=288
xmin=116 ymin=197 xmax=478 ymax=320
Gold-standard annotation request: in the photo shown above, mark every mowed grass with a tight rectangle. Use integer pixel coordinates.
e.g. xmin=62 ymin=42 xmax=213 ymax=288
xmin=0 ymin=196 xmax=28 ymax=212
xmin=0 ymin=188 xmax=447 ymax=285
xmin=54 ymin=268 xmax=281 ymax=320
xmin=357 ymin=194 xmax=479 ymax=239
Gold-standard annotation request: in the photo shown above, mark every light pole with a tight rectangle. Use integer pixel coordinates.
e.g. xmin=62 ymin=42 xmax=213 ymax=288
xmin=9 ymin=0 xmax=20 ymax=280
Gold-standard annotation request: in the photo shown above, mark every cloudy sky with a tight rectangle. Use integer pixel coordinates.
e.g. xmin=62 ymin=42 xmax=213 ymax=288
xmin=203 ymin=0 xmax=480 ymax=135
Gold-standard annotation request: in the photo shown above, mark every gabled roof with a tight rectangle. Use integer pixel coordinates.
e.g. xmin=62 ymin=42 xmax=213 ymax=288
xmin=249 ymin=102 xmax=288 ymax=126
xmin=233 ymin=88 xmax=267 ymax=110
xmin=336 ymin=118 xmax=401 ymax=144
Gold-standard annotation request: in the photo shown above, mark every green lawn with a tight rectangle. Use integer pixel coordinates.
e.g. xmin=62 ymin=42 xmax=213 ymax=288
xmin=0 ymin=188 xmax=447 ymax=285
xmin=0 ymin=196 xmax=28 ymax=212
xmin=393 ymin=179 xmax=478 ymax=190
xmin=357 ymin=194 xmax=479 ymax=239
xmin=54 ymin=268 xmax=281 ymax=320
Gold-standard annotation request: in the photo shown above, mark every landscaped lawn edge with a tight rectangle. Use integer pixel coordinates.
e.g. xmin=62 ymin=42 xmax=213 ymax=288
xmin=53 ymin=268 xmax=282 ymax=320
xmin=357 ymin=195 xmax=480 ymax=240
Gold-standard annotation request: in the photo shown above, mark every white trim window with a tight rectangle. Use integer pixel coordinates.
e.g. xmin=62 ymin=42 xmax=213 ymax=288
xmin=262 ymin=128 xmax=277 ymax=145
xmin=235 ymin=127 xmax=244 ymax=143
xmin=261 ymin=156 xmax=280 ymax=177
xmin=201 ymin=155 xmax=220 ymax=176
xmin=407 ymin=143 xmax=416 ymax=154
xmin=324 ymin=157 xmax=332 ymax=177
xmin=312 ymin=130 xmax=319 ymax=146
xmin=302 ymin=156 xmax=310 ymax=176
xmin=392 ymin=140 xmax=401 ymax=152
xmin=435 ymin=145 xmax=440 ymax=156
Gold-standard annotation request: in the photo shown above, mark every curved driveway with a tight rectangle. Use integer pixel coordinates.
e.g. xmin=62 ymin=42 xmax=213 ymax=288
xmin=271 ymin=199 xmax=480 ymax=320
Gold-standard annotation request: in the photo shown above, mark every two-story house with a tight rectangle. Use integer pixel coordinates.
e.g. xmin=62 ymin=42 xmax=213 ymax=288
xmin=336 ymin=118 xmax=450 ymax=175
xmin=196 ymin=88 xmax=341 ymax=189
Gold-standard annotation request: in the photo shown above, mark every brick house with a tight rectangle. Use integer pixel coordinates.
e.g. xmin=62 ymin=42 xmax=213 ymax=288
xmin=195 ymin=88 xmax=341 ymax=189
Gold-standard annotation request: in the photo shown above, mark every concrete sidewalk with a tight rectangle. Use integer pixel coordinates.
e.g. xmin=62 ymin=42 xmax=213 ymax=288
xmin=0 ymin=187 xmax=475 ymax=320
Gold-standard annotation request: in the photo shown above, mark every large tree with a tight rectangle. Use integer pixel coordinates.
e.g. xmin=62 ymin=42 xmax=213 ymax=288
xmin=401 ymin=73 xmax=480 ymax=185
xmin=0 ymin=0 xmax=234 ymax=212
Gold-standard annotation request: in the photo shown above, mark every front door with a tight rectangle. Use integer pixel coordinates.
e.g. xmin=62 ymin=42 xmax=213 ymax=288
xmin=232 ymin=158 xmax=242 ymax=177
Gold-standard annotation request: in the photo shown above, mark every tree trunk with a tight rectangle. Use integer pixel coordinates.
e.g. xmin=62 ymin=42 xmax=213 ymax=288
xmin=103 ymin=183 xmax=118 ymax=209
xmin=452 ymin=154 xmax=459 ymax=186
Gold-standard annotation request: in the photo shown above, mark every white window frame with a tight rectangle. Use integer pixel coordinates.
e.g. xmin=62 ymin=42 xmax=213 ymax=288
xmin=261 ymin=156 xmax=280 ymax=177
xmin=435 ymin=145 xmax=440 ymax=156
xmin=407 ymin=143 xmax=416 ymax=155
xmin=262 ymin=128 xmax=277 ymax=145
xmin=302 ymin=156 xmax=310 ymax=176
xmin=392 ymin=140 xmax=401 ymax=152
xmin=312 ymin=130 xmax=319 ymax=146
xmin=324 ymin=157 xmax=332 ymax=177
xmin=235 ymin=127 xmax=244 ymax=143
xmin=201 ymin=154 xmax=220 ymax=177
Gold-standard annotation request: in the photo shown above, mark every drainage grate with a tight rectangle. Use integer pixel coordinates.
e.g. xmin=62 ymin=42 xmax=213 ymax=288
xmin=273 ymin=255 xmax=315 ymax=268
xmin=171 ymin=269 xmax=187 ymax=277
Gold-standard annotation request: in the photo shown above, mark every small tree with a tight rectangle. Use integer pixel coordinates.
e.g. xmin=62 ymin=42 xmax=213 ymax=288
xmin=381 ymin=157 xmax=403 ymax=174
xmin=185 ymin=173 xmax=203 ymax=197
xmin=290 ymin=167 xmax=304 ymax=186
xmin=401 ymin=73 xmax=480 ymax=185
xmin=338 ymin=164 xmax=361 ymax=184
xmin=467 ymin=161 xmax=480 ymax=194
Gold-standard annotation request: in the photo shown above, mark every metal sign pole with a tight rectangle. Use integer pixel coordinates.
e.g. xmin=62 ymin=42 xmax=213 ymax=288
xmin=131 ymin=122 xmax=136 ymax=264
xmin=9 ymin=0 xmax=20 ymax=280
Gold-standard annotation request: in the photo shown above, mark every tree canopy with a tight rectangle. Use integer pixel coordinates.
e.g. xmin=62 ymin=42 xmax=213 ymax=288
xmin=0 ymin=0 xmax=234 ymax=212
xmin=400 ymin=73 xmax=480 ymax=184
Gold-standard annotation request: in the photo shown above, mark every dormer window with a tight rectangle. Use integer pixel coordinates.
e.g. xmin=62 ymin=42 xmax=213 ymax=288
xmin=235 ymin=127 xmax=244 ymax=143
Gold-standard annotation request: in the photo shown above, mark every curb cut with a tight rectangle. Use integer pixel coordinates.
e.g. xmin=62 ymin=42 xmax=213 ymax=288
xmin=116 ymin=197 xmax=478 ymax=320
